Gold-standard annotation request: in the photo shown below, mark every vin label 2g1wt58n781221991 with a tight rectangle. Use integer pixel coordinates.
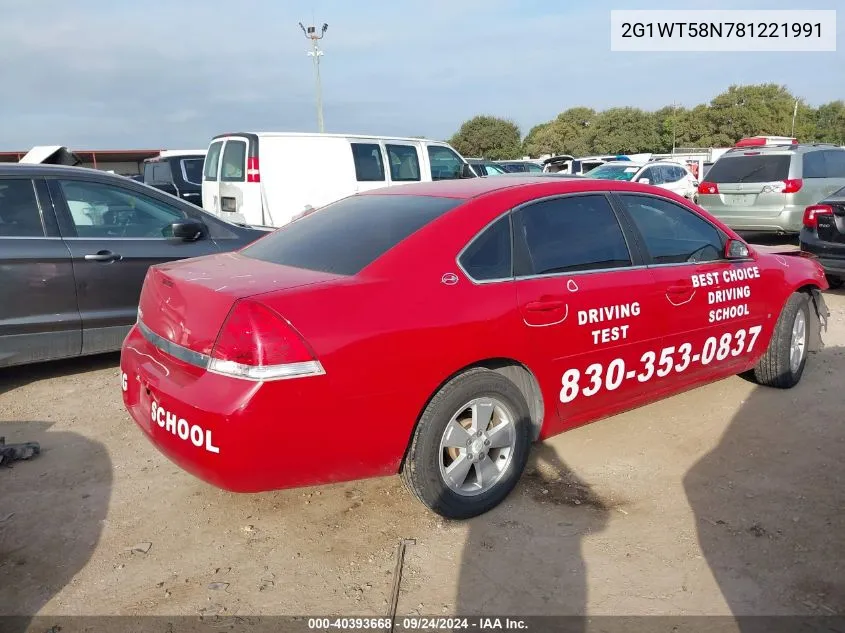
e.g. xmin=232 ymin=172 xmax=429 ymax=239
xmin=120 ymin=176 xmax=830 ymax=519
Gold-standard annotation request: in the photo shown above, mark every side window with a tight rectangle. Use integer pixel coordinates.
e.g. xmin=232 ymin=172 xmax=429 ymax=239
xmin=58 ymin=180 xmax=185 ymax=239
xmin=0 ymin=179 xmax=44 ymax=237
xmin=149 ymin=163 xmax=172 ymax=184
xmin=525 ymin=163 xmax=544 ymax=173
xmin=204 ymin=141 xmax=223 ymax=181
xmin=823 ymin=150 xmax=845 ymax=178
xmin=428 ymin=145 xmax=465 ymax=180
xmin=350 ymin=143 xmax=386 ymax=182
xmin=385 ymin=144 xmax=421 ymax=182
xmin=515 ymin=194 xmax=632 ymax=276
xmin=220 ymin=141 xmax=247 ymax=182
xmin=638 ymin=167 xmax=656 ymax=184
xmin=665 ymin=166 xmax=683 ymax=183
xmin=802 ymin=151 xmax=827 ymax=179
xmin=620 ymin=194 xmax=724 ymax=265
xmin=459 ymin=215 xmax=512 ymax=281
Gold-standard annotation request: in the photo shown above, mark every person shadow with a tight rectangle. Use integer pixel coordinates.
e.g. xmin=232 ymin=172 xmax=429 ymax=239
xmin=454 ymin=442 xmax=610 ymax=630
xmin=0 ymin=419 xmax=112 ymax=632
xmin=684 ymin=345 xmax=845 ymax=625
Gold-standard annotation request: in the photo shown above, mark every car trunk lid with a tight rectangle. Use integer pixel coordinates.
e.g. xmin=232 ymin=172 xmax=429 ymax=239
xmin=137 ymin=252 xmax=344 ymax=357
xmin=815 ymin=202 xmax=845 ymax=244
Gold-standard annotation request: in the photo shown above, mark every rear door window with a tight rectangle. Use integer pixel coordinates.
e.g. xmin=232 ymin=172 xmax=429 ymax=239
xmin=220 ymin=141 xmax=247 ymax=182
xmin=386 ymin=144 xmax=421 ymax=181
xmin=823 ymin=150 xmax=845 ymax=178
xmin=802 ymin=151 xmax=827 ymax=179
xmin=204 ymin=141 xmax=223 ymax=181
xmin=0 ymin=179 xmax=44 ymax=237
xmin=241 ymin=194 xmax=461 ymax=275
xmin=147 ymin=162 xmax=172 ymax=184
xmin=705 ymin=155 xmax=791 ymax=183
xmin=514 ymin=194 xmax=632 ymax=276
xmin=181 ymin=158 xmax=204 ymax=185
xmin=350 ymin=143 xmax=386 ymax=182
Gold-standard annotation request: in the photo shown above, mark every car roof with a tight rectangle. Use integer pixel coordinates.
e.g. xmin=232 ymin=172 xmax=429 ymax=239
xmin=211 ymin=131 xmax=453 ymax=145
xmin=0 ymin=163 xmax=129 ymax=179
xmin=720 ymin=143 xmax=843 ymax=157
xmin=361 ymin=174 xmax=648 ymax=199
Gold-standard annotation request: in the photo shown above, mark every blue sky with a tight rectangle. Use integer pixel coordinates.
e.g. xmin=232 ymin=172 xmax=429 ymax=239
xmin=0 ymin=0 xmax=842 ymax=149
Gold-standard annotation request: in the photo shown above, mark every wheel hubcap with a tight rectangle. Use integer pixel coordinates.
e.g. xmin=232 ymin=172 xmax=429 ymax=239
xmin=790 ymin=309 xmax=807 ymax=373
xmin=438 ymin=397 xmax=516 ymax=497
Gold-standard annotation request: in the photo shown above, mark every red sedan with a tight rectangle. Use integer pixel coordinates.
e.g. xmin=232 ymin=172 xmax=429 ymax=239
xmin=120 ymin=176 xmax=830 ymax=519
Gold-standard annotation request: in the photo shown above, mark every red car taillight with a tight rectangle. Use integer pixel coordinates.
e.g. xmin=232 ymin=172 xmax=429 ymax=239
xmin=803 ymin=204 xmax=834 ymax=229
xmin=246 ymin=156 xmax=261 ymax=183
xmin=782 ymin=178 xmax=803 ymax=193
xmin=698 ymin=181 xmax=718 ymax=195
xmin=208 ymin=299 xmax=323 ymax=380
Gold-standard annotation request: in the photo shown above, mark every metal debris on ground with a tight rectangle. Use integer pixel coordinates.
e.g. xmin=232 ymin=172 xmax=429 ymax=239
xmin=0 ymin=436 xmax=41 ymax=467
xmin=388 ymin=538 xmax=415 ymax=630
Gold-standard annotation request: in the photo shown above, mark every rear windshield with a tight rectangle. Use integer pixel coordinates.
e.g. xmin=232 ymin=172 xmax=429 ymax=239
xmin=181 ymin=158 xmax=204 ymax=185
xmin=241 ymin=194 xmax=462 ymax=275
xmin=705 ymin=154 xmax=791 ymax=183
xmin=586 ymin=164 xmax=638 ymax=181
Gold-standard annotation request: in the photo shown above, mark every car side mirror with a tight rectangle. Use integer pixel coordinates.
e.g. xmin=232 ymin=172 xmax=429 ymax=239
xmin=638 ymin=178 xmax=650 ymax=185
xmin=460 ymin=163 xmax=477 ymax=179
xmin=168 ymin=219 xmax=205 ymax=241
xmin=725 ymin=239 xmax=749 ymax=259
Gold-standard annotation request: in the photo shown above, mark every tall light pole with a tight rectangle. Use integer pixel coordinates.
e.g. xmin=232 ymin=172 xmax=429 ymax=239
xmin=791 ymin=99 xmax=799 ymax=138
xmin=299 ymin=21 xmax=328 ymax=133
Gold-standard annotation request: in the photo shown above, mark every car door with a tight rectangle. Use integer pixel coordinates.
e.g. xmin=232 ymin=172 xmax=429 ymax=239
xmin=0 ymin=176 xmax=81 ymax=367
xmin=613 ymin=192 xmax=769 ymax=386
xmin=201 ymin=140 xmax=224 ymax=214
xmin=660 ymin=166 xmax=687 ymax=197
xmin=48 ymin=177 xmax=222 ymax=355
xmin=512 ymin=193 xmax=664 ymax=434
xmin=144 ymin=160 xmax=179 ymax=197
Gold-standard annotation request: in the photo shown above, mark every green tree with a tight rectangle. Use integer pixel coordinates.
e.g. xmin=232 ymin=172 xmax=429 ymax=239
xmin=814 ymin=101 xmax=845 ymax=144
xmin=706 ymin=83 xmax=804 ymax=145
xmin=589 ymin=107 xmax=662 ymax=154
xmin=449 ymin=115 xmax=522 ymax=160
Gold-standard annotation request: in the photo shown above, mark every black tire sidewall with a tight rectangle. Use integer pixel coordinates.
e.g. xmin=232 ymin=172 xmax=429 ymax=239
xmin=776 ymin=293 xmax=811 ymax=386
xmin=406 ymin=370 xmax=532 ymax=520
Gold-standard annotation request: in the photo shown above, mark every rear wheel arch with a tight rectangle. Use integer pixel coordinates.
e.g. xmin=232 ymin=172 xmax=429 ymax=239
xmin=795 ymin=282 xmax=828 ymax=353
xmin=399 ymin=358 xmax=544 ymax=473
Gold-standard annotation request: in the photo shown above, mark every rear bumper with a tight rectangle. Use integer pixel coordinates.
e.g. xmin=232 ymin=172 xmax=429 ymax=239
xmin=799 ymin=229 xmax=845 ymax=276
xmin=119 ymin=325 xmax=403 ymax=493
xmin=701 ymin=202 xmax=804 ymax=233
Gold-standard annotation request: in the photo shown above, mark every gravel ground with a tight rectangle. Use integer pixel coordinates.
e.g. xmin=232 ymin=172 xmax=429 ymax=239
xmin=1 ymin=289 xmax=843 ymax=621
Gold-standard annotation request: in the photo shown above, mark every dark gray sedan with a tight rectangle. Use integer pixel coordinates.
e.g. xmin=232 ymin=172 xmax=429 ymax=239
xmin=0 ymin=163 xmax=271 ymax=368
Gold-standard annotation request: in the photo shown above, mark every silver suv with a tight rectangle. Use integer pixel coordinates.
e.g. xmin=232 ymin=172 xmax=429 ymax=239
xmin=697 ymin=143 xmax=845 ymax=234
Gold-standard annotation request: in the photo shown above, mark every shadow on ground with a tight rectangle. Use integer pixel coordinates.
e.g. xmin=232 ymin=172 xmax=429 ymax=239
xmin=454 ymin=443 xmax=610 ymax=625
xmin=685 ymin=346 xmax=845 ymax=618
xmin=0 ymin=353 xmax=119 ymax=399
xmin=0 ymin=421 xmax=112 ymax=630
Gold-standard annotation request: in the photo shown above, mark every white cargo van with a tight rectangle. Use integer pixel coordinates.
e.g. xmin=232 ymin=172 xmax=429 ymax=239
xmin=201 ymin=132 xmax=475 ymax=227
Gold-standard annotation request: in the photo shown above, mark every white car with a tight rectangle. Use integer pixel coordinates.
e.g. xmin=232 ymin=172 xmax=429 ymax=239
xmin=585 ymin=160 xmax=700 ymax=201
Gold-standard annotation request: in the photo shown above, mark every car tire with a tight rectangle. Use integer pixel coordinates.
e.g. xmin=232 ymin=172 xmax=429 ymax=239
xmin=401 ymin=368 xmax=532 ymax=520
xmin=751 ymin=292 xmax=810 ymax=389
xmin=825 ymin=275 xmax=843 ymax=289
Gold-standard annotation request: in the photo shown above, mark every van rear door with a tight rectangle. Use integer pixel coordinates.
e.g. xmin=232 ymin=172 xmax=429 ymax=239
xmin=218 ymin=135 xmax=262 ymax=225
xmin=202 ymin=140 xmax=224 ymax=214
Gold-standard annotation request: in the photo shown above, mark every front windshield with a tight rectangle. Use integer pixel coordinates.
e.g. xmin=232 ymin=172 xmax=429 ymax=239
xmin=484 ymin=164 xmax=507 ymax=175
xmin=585 ymin=164 xmax=640 ymax=181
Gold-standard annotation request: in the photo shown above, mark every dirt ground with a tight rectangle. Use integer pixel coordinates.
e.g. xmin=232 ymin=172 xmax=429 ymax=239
xmin=1 ymin=287 xmax=844 ymax=621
